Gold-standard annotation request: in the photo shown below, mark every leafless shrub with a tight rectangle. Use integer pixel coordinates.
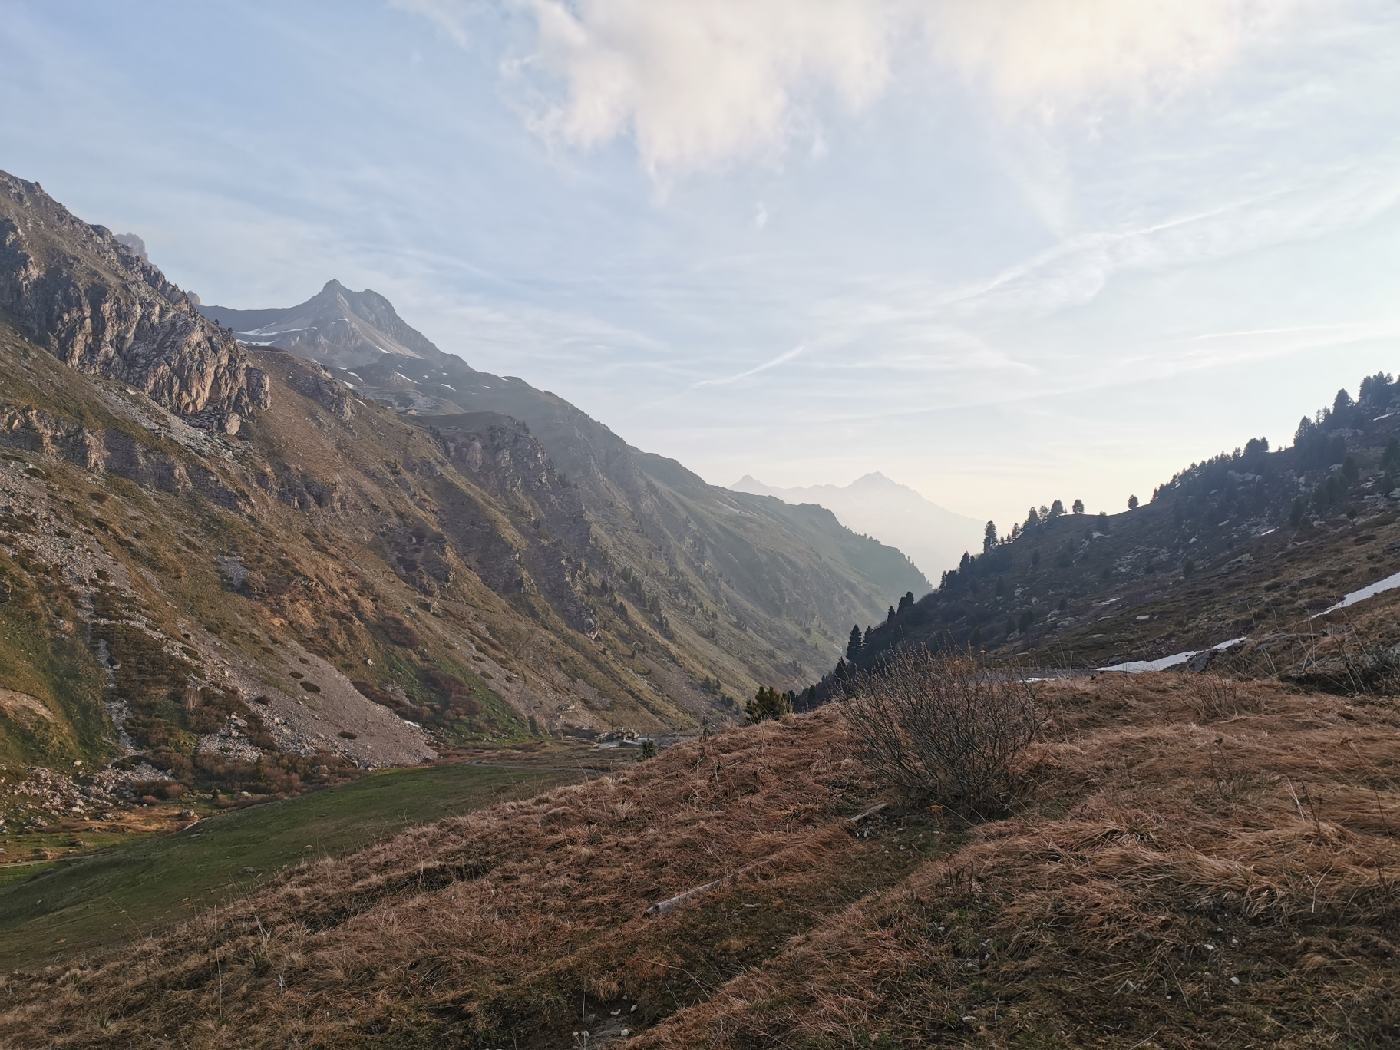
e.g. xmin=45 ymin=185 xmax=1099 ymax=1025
xmin=1336 ymin=639 xmax=1400 ymax=696
xmin=1190 ymin=674 xmax=1255 ymax=721
xmin=1292 ymin=625 xmax=1400 ymax=697
xmin=842 ymin=648 xmax=1044 ymax=819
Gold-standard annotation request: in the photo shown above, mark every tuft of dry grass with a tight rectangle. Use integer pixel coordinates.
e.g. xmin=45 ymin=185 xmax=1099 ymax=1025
xmin=2 ymin=674 xmax=1398 ymax=1048
xmin=1187 ymin=673 xmax=1261 ymax=722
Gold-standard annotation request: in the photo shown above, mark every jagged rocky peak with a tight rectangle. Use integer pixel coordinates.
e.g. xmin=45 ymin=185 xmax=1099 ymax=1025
xmin=114 ymin=232 xmax=148 ymax=261
xmin=201 ymin=278 xmax=447 ymax=370
xmin=0 ymin=170 xmax=266 ymax=433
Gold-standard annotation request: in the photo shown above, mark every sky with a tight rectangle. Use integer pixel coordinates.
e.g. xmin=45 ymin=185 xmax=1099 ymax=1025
xmin=3 ymin=0 xmax=1400 ymax=528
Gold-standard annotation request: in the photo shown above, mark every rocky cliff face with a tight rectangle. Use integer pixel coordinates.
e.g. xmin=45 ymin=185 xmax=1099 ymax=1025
xmin=0 ymin=171 xmax=266 ymax=433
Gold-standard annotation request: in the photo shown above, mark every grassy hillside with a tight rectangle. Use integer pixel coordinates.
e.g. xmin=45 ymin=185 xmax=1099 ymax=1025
xmin=0 ymin=755 xmax=589 ymax=971
xmin=3 ymin=672 xmax=1395 ymax=1047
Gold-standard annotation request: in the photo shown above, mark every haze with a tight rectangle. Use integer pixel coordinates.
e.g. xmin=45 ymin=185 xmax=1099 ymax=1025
xmin=5 ymin=0 xmax=1399 ymax=529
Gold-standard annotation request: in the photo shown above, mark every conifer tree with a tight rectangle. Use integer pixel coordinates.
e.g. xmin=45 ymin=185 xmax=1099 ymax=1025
xmin=1384 ymin=438 xmax=1400 ymax=474
xmin=847 ymin=624 xmax=863 ymax=660
xmin=1342 ymin=454 xmax=1361 ymax=486
xmin=745 ymin=686 xmax=791 ymax=724
xmin=1360 ymin=371 xmax=1394 ymax=406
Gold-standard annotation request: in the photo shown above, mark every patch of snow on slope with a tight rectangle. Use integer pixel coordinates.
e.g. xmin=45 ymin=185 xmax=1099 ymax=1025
xmin=1098 ymin=567 xmax=1400 ymax=674
xmin=1317 ymin=569 xmax=1400 ymax=617
xmin=240 ymin=325 xmax=305 ymax=337
xmin=1101 ymin=638 xmax=1246 ymax=674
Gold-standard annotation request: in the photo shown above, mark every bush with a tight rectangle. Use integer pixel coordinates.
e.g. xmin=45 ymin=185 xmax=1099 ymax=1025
xmin=745 ymin=685 xmax=791 ymax=724
xmin=842 ymin=648 xmax=1043 ymax=818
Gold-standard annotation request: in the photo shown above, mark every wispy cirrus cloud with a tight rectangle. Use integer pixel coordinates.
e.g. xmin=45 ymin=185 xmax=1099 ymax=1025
xmin=693 ymin=344 xmax=806 ymax=388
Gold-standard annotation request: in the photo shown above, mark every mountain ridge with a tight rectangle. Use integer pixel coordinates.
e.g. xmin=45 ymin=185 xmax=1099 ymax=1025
xmin=730 ymin=471 xmax=982 ymax=580
xmin=801 ymin=373 xmax=1400 ymax=707
xmin=199 ymin=280 xmax=931 ymax=676
xmin=0 ymin=174 xmax=927 ymax=811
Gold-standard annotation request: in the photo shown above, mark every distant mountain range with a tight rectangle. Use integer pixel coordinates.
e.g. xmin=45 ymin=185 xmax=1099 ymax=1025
xmin=731 ymin=472 xmax=983 ymax=579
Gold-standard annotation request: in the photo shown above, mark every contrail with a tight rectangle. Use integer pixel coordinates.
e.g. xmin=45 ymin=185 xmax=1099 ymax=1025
xmin=694 ymin=344 xmax=805 ymax=388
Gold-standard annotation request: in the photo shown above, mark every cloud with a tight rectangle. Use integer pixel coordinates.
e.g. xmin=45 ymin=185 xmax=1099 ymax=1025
xmin=831 ymin=156 xmax=1400 ymax=336
xmin=518 ymin=0 xmax=893 ymax=177
xmin=693 ymin=343 xmax=805 ymax=387
xmin=925 ymin=0 xmax=1305 ymax=120
xmin=472 ymin=0 xmax=1312 ymax=177
xmin=1188 ymin=322 xmax=1372 ymax=343
xmin=389 ymin=0 xmax=473 ymax=47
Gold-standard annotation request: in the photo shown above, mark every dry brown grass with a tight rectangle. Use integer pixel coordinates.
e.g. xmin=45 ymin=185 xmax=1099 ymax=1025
xmin=0 ymin=714 xmax=920 ymax=1048
xmin=2 ymin=675 xmax=1398 ymax=1048
xmin=632 ymin=677 xmax=1400 ymax=1048
xmin=1187 ymin=674 xmax=1259 ymax=722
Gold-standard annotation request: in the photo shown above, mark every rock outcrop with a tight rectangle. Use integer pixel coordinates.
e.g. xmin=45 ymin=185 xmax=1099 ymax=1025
xmin=0 ymin=171 xmax=267 ymax=433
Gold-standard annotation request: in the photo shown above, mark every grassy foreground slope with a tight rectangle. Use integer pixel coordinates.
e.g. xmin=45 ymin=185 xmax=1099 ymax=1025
xmin=0 ymin=759 xmax=581 ymax=972
xmin=2 ymin=674 xmax=1396 ymax=1048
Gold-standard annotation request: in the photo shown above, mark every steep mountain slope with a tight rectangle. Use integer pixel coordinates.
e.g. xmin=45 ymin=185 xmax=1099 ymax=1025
xmin=202 ymin=282 xmax=930 ymax=691
xmin=732 ymin=471 xmax=982 ymax=579
xmin=5 ymin=675 xmax=1395 ymax=1048
xmin=0 ymin=174 xmax=264 ymax=432
xmin=0 ymin=171 xmax=923 ymax=812
xmin=811 ymin=374 xmax=1400 ymax=699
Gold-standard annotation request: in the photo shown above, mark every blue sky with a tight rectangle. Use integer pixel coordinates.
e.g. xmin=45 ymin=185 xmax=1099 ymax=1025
xmin=4 ymin=0 xmax=1400 ymax=526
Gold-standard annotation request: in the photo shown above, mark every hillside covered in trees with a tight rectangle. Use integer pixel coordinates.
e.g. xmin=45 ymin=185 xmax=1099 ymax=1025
xmin=801 ymin=372 xmax=1400 ymax=705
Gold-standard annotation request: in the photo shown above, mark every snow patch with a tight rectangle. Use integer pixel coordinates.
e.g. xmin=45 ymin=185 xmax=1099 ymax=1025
xmin=238 ymin=324 xmax=305 ymax=337
xmin=1101 ymin=638 xmax=1247 ymax=675
xmin=1316 ymin=570 xmax=1400 ymax=617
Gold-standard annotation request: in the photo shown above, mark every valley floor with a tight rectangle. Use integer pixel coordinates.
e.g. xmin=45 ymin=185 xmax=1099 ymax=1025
xmin=1 ymin=673 xmax=1397 ymax=1047
xmin=0 ymin=748 xmax=612 ymax=971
